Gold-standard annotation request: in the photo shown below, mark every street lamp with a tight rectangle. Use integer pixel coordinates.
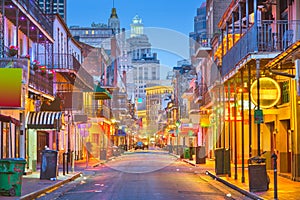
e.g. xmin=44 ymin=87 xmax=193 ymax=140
xmin=175 ymin=120 xmax=180 ymax=155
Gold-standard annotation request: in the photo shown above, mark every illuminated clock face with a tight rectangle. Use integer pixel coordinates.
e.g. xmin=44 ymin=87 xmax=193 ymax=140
xmin=250 ymin=77 xmax=281 ymax=109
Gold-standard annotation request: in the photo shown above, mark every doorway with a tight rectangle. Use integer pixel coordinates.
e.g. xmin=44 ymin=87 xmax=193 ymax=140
xmin=37 ymin=131 xmax=49 ymax=163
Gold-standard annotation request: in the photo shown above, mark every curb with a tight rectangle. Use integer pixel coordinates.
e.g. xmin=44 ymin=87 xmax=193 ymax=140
xmin=182 ymin=159 xmax=264 ymax=200
xmin=20 ymin=172 xmax=82 ymax=200
xmin=205 ymin=171 xmax=264 ymax=200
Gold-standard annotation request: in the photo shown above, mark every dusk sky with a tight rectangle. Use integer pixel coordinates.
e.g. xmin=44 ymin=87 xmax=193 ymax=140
xmin=67 ymin=0 xmax=205 ymax=75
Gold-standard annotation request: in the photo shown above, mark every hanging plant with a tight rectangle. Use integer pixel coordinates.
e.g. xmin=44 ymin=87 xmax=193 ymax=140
xmin=8 ymin=45 xmax=18 ymax=57
xmin=39 ymin=66 xmax=47 ymax=76
xmin=32 ymin=60 xmax=40 ymax=71
xmin=24 ymin=54 xmax=30 ymax=60
xmin=48 ymin=70 xmax=55 ymax=80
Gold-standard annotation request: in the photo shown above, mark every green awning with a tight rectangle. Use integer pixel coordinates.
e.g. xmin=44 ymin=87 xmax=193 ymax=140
xmin=93 ymin=84 xmax=112 ymax=100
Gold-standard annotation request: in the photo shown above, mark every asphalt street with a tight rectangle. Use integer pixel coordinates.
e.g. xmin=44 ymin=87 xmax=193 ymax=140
xmin=37 ymin=151 xmax=252 ymax=200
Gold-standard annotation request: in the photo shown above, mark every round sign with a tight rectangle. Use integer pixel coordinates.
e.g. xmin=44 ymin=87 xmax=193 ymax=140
xmin=250 ymin=77 xmax=281 ymax=109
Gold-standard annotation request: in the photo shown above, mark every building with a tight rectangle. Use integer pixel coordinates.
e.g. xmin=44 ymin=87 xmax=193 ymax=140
xmin=125 ymin=15 xmax=161 ymax=111
xmin=38 ymin=0 xmax=67 ymax=22
xmin=195 ymin=0 xmax=300 ymax=182
xmin=0 ymin=0 xmax=55 ymax=162
xmin=69 ymin=7 xmax=121 ymax=49
xmin=189 ymin=2 xmax=207 ymax=57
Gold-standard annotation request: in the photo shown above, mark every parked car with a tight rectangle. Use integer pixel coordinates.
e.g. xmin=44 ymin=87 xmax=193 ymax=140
xmin=134 ymin=141 xmax=145 ymax=150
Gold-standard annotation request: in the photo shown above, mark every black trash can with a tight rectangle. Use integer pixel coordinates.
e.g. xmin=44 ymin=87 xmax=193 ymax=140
xmin=40 ymin=150 xmax=58 ymax=180
xmin=214 ymin=148 xmax=230 ymax=175
xmin=168 ymin=145 xmax=173 ymax=153
xmin=196 ymin=146 xmax=206 ymax=164
xmin=100 ymin=149 xmax=107 ymax=160
xmin=248 ymin=156 xmax=269 ymax=192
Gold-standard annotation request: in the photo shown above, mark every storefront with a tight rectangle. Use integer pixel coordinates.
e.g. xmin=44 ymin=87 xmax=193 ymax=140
xmin=25 ymin=111 xmax=62 ymax=171
xmin=0 ymin=114 xmax=20 ymax=159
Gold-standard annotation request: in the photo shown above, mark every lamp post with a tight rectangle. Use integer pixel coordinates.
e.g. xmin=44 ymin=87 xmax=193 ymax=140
xmin=176 ymin=120 xmax=180 ymax=155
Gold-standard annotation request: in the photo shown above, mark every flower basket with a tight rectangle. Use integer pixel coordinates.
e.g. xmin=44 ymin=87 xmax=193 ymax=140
xmin=8 ymin=45 xmax=18 ymax=57
xmin=48 ymin=73 xmax=54 ymax=80
xmin=33 ymin=64 xmax=39 ymax=71
xmin=32 ymin=60 xmax=40 ymax=71
xmin=39 ymin=66 xmax=47 ymax=76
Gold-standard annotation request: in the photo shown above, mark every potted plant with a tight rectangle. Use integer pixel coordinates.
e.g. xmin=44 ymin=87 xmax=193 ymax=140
xmin=8 ymin=45 xmax=18 ymax=57
xmin=32 ymin=60 xmax=40 ymax=71
xmin=39 ymin=66 xmax=47 ymax=76
xmin=48 ymin=70 xmax=54 ymax=80
xmin=24 ymin=54 xmax=30 ymax=60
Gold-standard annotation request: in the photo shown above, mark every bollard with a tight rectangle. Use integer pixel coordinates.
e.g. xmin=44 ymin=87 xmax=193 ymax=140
xmin=66 ymin=152 xmax=69 ymax=174
xmin=272 ymin=153 xmax=278 ymax=200
xmin=63 ymin=152 xmax=68 ymax=175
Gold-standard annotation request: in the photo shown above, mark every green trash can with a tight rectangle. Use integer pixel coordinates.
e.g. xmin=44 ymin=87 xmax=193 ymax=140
xmin=0 ymin=158 xmax=26 ymax=196
xmin=184 ymin=148 xmax=190 ymax=159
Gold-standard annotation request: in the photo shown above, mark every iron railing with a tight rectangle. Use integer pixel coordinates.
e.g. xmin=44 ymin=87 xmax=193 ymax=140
xmin=84 ymin=104 xmax=111 ymax=119
xmin=37 ymin=53 xmax=94 ymax=88
xmin=222 ymin=20 xmax=300 ymax=77
xmin=15 ymin=0 xmax=53 ymax=36
xmin=29 ymin=70 xmax=53 ymax=96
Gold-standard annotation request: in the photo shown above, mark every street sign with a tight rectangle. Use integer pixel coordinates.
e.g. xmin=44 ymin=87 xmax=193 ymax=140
xmin=254 ymin=109 xmax=264 ymax=124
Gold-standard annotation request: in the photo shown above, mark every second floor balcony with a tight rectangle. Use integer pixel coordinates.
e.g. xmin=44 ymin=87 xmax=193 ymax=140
xmin=37 ymin=53 xmax=94 ymax=91
xmin=84 ymin=104 xmax=111 ymax=119
xmin=221 ymin=20 xmax=300 ymax=77
xmin=0 ymin=58 xmax=53 ymax=96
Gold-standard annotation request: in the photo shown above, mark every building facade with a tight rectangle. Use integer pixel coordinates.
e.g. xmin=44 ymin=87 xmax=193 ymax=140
xmin=38 ymin=0 xmax=67 ymax=22
xmin=195 ymin=0 xmax=300 ymax=182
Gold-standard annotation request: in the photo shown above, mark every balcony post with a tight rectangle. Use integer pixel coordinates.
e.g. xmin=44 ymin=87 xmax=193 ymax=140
xmin=246 ymin=0 xmax=249 ymax=29
xmin=15 ymin=9 xmax=19 ymax=57
xmin=254 ymin=0 xmax=258 ymax=52
xmin=256 ymin=59 xmax=261 ymax=156
xmin=241 ymin=68 xmax=245 ymax=183
xmin=248 ymin=64 xmax=252 ymax=158
xmin=0 ymin=0 xmax=5 ymax=57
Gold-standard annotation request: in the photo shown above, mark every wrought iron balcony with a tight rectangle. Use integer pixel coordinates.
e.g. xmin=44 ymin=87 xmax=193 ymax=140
xmin=195 ymin=35 xmax=213 ymax=58
xmin=29 ymin=69 xmax=53 ymax=96
xmin=222 ymin=20 xmax=300 ymax=77
xmin=0 ymin=57 xmax=53 ymax=96
xmin=84 ymin=104 xmax=111 ymax=119
xmin=1 ymin=0 xmax=53 ymax=41
xmin=37 ymin=53 xmax=94 ymax=91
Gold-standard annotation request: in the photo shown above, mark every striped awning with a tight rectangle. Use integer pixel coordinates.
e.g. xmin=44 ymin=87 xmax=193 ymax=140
xmin=26 ymin=111 xmax=62 ymax=130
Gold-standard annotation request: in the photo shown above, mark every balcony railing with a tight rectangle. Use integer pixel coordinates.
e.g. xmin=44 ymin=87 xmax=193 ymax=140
xmin=84 ymin=104 xmax=111 ymax=119
xmin=222 ymin=20 xmax=300 ymax=77
xmin=0 ymin=58 xmax=53 ymax=95
xmin=29 ymin=70 xmax=53 ymax=96
xmin=37 ymin=53 xmax=94 ymax=89
xmin=17 ymin=0 xmax=53 ymax=35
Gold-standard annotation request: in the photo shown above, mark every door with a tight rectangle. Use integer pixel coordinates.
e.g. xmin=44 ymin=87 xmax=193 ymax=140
xmin=37 ymin=131 xmax=49 ymax=163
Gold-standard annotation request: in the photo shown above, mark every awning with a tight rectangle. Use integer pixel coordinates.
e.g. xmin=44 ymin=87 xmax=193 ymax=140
xmin=26 ymin=111 xmax=62 ymax=130
xmin=0 ymin=114 xmax=20 ymax=126
xmin=93 ymin=84 xmax=112 ymax=100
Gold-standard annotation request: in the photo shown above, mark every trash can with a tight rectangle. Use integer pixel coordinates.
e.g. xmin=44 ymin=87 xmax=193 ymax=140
xmin=184 ymin=148 xmax=190 ymax=159
xmin=0 ymin=158 xmax=26 ymax=196
xmin=100 ymin=149 xmax=107 ymax=160
xmin=196 ymin=146 xmax=206 ymax=164
xmin=168 ymin=145 xmax=173 ymax=153
xmin=40 ymin=150 xmax=58 ymax=180
xmin=214 ymin=148 xmax=230 ymax=175
xmin=189 ymin=147 xmax=194 ymax=160
xmin=248 ymin=156 xmax=269 ymax=192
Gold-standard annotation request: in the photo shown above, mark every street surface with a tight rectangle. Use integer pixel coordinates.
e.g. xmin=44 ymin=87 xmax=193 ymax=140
xmin=37 ymin=151 xmax=251 ymax=200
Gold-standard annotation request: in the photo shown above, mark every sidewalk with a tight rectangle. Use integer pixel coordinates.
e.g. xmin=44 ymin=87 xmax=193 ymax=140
xmin=183 ymin=158 xmax=300 ymax=200
xmin=0 ymin=158 xmax=104 ymax=200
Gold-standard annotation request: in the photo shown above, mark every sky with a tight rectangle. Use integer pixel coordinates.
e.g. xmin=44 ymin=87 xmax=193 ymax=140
xmin=67 ymin=0 xmax=205 ymax=74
